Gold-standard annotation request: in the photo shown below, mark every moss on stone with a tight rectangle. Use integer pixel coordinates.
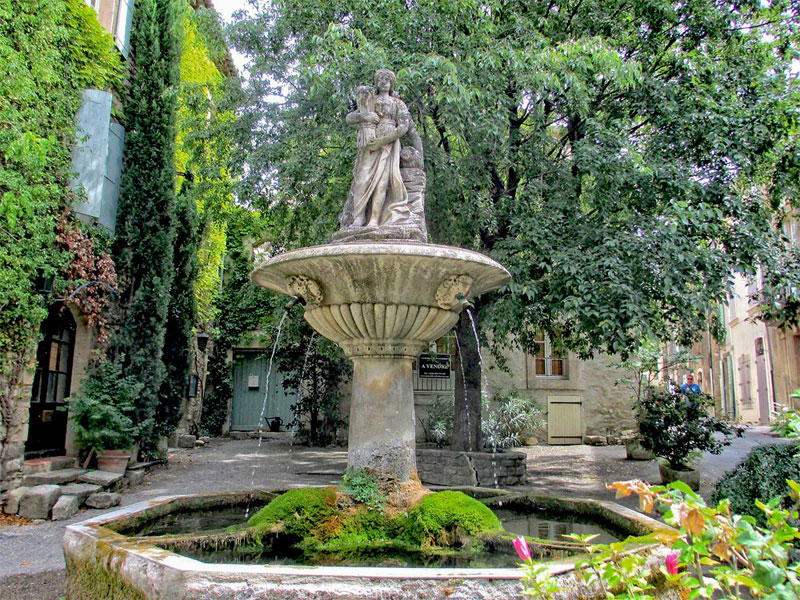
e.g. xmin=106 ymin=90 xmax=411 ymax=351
xmin=405 ymin=491 xmax=502 ymax=547
xmin=308 ymin=505 xmax=404 ymax=550
xmin=66 ymin=556 xmax=148 ymax=600
xmin=247 ymin=487 xmax=337 ymax=538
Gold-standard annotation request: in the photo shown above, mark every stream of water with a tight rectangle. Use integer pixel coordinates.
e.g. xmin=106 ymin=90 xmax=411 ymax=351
xmin=245 ymin=311 xmax=288 ymax=519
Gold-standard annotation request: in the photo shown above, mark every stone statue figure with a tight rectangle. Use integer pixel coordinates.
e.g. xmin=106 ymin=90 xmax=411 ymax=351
xmin=335 ymin=69 xmax=427 ymax=243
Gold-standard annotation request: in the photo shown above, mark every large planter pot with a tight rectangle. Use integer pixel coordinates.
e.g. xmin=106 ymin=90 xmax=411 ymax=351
xmin=97 ymin=449 xmax=131 ymax=474
xmin=625 ymin=439 xmax=655 ymax=461
xmin=658 ymin=462 xmax=700 ymax=491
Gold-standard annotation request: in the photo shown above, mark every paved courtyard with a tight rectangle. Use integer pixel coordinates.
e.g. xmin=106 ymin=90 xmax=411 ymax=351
xmin=0 ymin=426 xmax=787 ymax=599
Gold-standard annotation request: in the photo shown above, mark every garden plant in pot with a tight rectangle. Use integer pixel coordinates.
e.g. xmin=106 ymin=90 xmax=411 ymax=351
xmin=68 ymin=359 xmax=142 ymax=474
xmin=636 ymin=387 xmax=743 ymax=490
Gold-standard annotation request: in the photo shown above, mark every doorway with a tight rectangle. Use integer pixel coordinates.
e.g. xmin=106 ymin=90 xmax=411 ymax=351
xmin=230 ymin=351 xmax=296 ymax=431
xmin=26 ymin=304 xmax=75 ymax=457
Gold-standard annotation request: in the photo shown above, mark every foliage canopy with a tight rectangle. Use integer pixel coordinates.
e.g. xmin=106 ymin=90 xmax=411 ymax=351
xmin=230 ymin=0 xmax=800 ymax=359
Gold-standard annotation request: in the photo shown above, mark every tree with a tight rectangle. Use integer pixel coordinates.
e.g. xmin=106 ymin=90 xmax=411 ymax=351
xmin=277 ymin=315 xmax=351 ymax=446
xmin=230 ymin=0 xmax=800 ymax=450
xmin=157 ymin=184 xmax=200 ymax=438
xmin=112 ymin=0 xmax=182 ymax=453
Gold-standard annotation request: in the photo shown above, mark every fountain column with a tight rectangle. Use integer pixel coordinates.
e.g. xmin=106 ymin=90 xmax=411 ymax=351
xmin=346 ymin=354 xmax=418 ymax=481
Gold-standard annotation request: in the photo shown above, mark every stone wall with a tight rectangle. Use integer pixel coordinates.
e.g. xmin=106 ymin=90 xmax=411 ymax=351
xmin=0 ymin=365 xmax=33 ymax=504
xmin=482 ymin=346 xmax=636 ymax=443
xmin=416 ymin=448 xmax=526 ymax=487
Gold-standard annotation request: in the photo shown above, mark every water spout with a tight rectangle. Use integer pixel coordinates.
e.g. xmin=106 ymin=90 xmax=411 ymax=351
xmin=284 ymin=295 xmax=304 ymax=311
xmin=455 ymin=293 xmax=473 ymax=310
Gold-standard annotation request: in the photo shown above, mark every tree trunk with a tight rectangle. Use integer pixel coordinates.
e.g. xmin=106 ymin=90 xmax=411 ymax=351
xmin=452 ymin=311 xmax=482 ymax=452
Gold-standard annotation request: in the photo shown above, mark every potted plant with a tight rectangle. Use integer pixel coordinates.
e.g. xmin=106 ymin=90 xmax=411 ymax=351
xmin=68 ymin=359 xmax=142 ymax=473
xmin=614 ymin=339 xmax=696 ymax=460
xmin=636 ymin=387 xmax=743 ymax=490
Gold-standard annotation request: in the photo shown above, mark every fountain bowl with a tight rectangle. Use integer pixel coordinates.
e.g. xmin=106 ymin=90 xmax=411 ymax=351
xmin=63 ymin=488 xmax=681 ymax=600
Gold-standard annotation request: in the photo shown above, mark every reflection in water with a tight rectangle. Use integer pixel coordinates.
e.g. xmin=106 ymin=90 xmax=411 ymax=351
xmin=496 ymin=509 xmax=621 ymax=545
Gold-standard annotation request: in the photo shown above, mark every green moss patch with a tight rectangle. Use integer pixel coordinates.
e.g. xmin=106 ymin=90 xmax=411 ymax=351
xmin=247 ymin=487 xmax=337 ymax=538
xmin=66 ymin=556 xmax=148 ymax=600
xmin=405 ymin=491 xmax=502 ymax=547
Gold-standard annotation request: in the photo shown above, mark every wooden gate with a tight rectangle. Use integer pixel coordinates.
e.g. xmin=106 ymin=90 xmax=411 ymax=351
xmin=547 ymin=395 xmax=583 ymax=445
xmin=231 ymin=352 xmax=297 ymax=431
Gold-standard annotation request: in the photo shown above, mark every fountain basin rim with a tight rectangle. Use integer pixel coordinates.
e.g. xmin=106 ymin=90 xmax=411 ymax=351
xmin=250 ymin=240 xmax=511 ymax=301
xmin=64 ymin=489 xmax=670 ymax=581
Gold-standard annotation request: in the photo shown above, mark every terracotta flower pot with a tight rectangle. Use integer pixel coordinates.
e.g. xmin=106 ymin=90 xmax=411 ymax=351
xmin=658 ymin=462 xmax=700 ymax=491
xmin=97 ymin=449 xmax=132 ymax=474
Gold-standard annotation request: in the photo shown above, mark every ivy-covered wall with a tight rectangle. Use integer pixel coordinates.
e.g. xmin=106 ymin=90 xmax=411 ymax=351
xmin=0 ymin=0 xmax=121 ymax=499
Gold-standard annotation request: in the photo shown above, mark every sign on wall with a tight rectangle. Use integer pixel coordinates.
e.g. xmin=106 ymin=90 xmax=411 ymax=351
xmin=418 ymin=353 xmax=452 ymax=379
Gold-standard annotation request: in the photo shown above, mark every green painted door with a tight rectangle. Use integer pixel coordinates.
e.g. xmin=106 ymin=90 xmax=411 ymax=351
xmin=231 ymin=352 xmax=296 ymax=431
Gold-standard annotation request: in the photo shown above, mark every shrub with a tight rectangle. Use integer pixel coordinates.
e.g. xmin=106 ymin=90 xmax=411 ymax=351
xmin=636 ymin=387 xmax=743 ymax=470
xmin=482 ymin=391 xmax=546 ymax=450
xmin=712 ymin=443 xmax=800 ymax=526
xmin=420 ymin=394 xmax=453 ymax=447
xmin=68 ymin=359 xmax=142 ymax=453
xmin=247 ymin=487 xmax=337 ymax=538
xmin=339 ymin=467 xmax=386 ymax=510
xmin=405 ymin=491 xmax=502 ymax=547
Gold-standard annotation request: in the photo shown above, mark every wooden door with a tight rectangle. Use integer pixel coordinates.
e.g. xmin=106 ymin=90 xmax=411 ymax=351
xmin=26 ymin=305 xmax=75 ymax=457
xmin=547 ymin=396 xmax=583 ymax=445
xmin=231 ymin=352 xmax=296 ymax=431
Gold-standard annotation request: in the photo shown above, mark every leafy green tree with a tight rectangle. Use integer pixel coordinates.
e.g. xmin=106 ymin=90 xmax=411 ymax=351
xmin=200 ymin=229 xmax=275 ymax=435
xmin=111 ymin=0 xmax=182 ymax=453
xmin=230 ymin=0 xmax=800 ymax=450
xmin=157 ymin=184 xmax=199 ymax=437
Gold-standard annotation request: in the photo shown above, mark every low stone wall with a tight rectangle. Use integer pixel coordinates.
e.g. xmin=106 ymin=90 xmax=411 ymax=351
xmin=416 ymin=448 xmax=527 ymax=487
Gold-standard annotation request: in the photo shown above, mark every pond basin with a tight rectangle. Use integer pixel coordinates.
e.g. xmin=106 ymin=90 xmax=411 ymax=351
xmin=63 ymin=487 xmax=679 ymax=600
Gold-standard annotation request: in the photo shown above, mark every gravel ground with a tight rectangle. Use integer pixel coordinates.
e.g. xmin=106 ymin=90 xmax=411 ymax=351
xmin=0 ymin=426 xmax=786 ymax=599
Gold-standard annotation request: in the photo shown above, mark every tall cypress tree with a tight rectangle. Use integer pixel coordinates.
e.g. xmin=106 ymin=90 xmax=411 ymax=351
xmin=157 ymin=184 xmax=199 ymax=438
xmin=112 ymin=0 xmax=182 ymax=453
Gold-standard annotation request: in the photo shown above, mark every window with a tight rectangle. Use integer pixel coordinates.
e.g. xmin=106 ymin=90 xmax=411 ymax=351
xmin=31 ymin=306 xmax=76 ymax=405
xmin=534 ymin=334 xmax=567 ymax=378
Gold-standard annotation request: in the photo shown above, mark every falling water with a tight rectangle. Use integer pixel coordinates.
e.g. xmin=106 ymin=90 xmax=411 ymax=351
xmin=466 ymin=308 xmax=484 ymax=364
xmin=465 ymin=308 xmax=499 ymax=487
xmin=245 ymin=311 xmax=288 ymax=519
xmin=288 ymin=332 xmax=318 ymax=461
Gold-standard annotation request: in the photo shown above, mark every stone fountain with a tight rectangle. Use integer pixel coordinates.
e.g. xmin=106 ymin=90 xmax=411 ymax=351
xmin=251 ymin=67 xmax=509 ymax=486
xmin=63 ymin=69 xmax=678 ymax=600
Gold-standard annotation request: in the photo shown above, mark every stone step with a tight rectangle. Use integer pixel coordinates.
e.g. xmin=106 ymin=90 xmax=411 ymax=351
xmin=60 ymin=483 xmax=102 ymax=503
xmin=23 ymin=468 xmax=87 ymax=487
xmin=78 ymin=470 xmax=124 ymax=489
xmin=22 ymin=456 xmax=77 ymax=475
xmin=18 ymin=485 xmax=62 ymax=520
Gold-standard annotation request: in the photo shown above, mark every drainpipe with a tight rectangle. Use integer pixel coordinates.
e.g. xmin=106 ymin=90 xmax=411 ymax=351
xmin=764 ymin=321 xmax=778 ymax=416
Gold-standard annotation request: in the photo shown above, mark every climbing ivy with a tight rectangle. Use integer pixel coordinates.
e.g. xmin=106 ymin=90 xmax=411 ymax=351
xmin=200 ymin=229 xmax=277 ymax=435
xmin=0 ymin=0 xmax=121 ymax=417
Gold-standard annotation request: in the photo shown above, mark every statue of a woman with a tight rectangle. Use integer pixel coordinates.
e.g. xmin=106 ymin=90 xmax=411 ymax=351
xmin=336 ymin=69 xmax=427 ymax=242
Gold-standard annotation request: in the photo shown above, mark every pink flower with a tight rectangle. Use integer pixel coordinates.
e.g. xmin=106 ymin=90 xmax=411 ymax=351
xmin=665 ymin=553 xmax=680 ymax=575
xmin=513 ymin=536 xmax=532 ymax=561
